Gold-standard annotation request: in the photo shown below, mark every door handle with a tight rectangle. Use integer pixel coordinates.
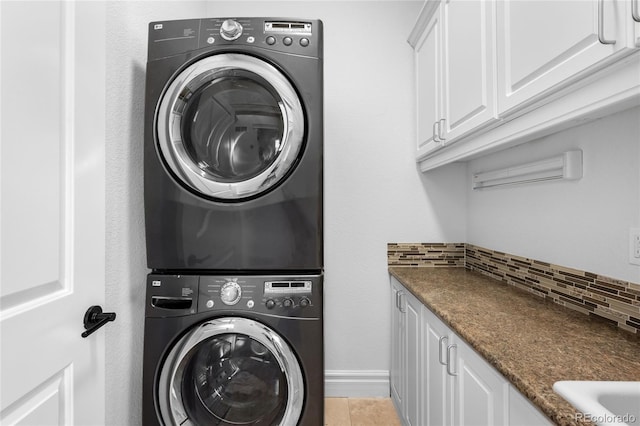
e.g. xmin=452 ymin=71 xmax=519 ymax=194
xmin=81 ymin=305 xmax=116 ymax=338
xmin=438 ymin=335 xmax=449 ymax=365
xmin=598 ymin=0 xmax=616 ymax=44
xmin=633 ymin=0 xmax=640 ymax=23
xmin=446 ymin=344 xmax=458 ymax=376
xmin=438 ymin=118 xmax=446 ymax=143
xmin=432 ymin=121 xmax=441 ymax=143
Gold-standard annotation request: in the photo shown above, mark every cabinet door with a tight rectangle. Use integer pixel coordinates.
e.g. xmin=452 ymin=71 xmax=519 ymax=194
xmin=415 ymin=3 xmax=444 ymax=158
xmin=422 ymin=307 xmax=453 ymax=426
xmin=441 ymin=0 xmax=497 ymax=142
xmin=452 ymin=338 xmax=508 ymax=426
xmin=509 ymin=386 xmax=553 ymax=426
xmin=404 ymin=291 xmax=422 ymax=426
xmin=497 ymin=0 xmax=631 ymax=113
xmin=390 ymin=281 xmax=404 ymax=414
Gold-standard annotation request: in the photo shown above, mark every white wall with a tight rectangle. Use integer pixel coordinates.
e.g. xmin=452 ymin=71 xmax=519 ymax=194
xmin=105 ymin=3 xmax=466 ymax=421
xmin=105 ymin=3 xmax=206 ymax=425
xmin=466 ymin=107 xmax=640 ymax=285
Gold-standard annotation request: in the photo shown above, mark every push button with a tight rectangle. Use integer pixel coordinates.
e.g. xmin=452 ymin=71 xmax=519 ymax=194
xmin=300 ymin=38 xmax=309 ymax=47
xmin=283 ymin=37 xmax=293 ymax=46
xmin=266 ymin=36 xmax=276 ymax=45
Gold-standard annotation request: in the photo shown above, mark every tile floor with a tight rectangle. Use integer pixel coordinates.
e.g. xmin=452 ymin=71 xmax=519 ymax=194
xmin=324 ymin=398 xmax=401 ymax=426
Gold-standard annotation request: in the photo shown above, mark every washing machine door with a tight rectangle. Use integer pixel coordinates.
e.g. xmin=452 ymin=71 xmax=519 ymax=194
xmin=156 ymin=53 xmax=305 ymax=201
xmin=157 ymin=317 xmax=304 ymax=426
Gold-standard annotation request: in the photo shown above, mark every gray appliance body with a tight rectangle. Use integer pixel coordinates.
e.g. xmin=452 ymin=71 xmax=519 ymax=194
xmin=142 ymin=273 xmax=323 ymax=426
xmin=144 ymin=17 xmax=323 ymax=272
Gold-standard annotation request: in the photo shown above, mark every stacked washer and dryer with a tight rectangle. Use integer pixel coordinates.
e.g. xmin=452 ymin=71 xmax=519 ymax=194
xmin=141 ymin=17 xmax=323 ymax=426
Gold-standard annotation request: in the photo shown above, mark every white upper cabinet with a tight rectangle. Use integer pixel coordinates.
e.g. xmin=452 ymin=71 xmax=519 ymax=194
xmin=415 ymin=3 xmax=444 ymax=158
xmin=409 ymin=0 xmax=640 ymax=171
xmin=441 ymin=0 xmax=497 ymax=141
xmin=411 ymin=0 xmax=497 ymax=159
xmin=497 ymin=0 xmax=635 ymax=113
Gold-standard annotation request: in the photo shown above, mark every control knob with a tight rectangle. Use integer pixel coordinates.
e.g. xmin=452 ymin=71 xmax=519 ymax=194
xmin=299 ymin=297 xmax=311 ymax=308
xmin=220 ymin=282 xmax=242 ymax=305
xmin=265 ymin=299 xmax=276 ymax=309
xmin=282 ymin=298 xmax=293 ymax=308
xmin=220 ymin=19 xmax=243 ymax=41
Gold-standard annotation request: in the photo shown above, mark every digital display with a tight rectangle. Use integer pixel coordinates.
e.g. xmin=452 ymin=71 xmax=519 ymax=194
xmin=264 ymin=21 xmax=312 ymax=35
xmin=264 ymin=280 xmax=312 ymax=295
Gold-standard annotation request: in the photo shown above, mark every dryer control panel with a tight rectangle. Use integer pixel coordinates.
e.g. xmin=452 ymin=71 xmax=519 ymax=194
xmin=147 ymin=17 xmax=323 ymax=61
xmin=145 ymin=273 xmax=322 ymax=319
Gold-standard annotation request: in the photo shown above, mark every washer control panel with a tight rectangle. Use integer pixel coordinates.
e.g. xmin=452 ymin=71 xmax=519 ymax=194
xmin=263 ymin=280 xmax=313 ymax=310
xmin=145 ymin=274 xmax=322 ymax=318
xmin=147 ymin=17 xmax=323 ymax=61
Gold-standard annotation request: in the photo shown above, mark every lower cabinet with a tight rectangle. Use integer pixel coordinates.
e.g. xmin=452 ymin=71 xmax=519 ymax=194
xmin=390 ymin=276 xmax=551 ymax=426
xmin=390 ymin=278 xmax=422 ymax=426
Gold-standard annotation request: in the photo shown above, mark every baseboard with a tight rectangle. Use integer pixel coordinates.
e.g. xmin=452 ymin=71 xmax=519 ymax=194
xmin=324 ymin=370 xmax=390 ymax=398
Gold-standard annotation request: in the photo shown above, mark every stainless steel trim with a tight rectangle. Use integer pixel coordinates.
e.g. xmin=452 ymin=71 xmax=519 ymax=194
xmin=156 ymin=53 xmax=305 ymax=200
xmin=633 ymin=0 xmax=640 ymax=23
xmin=157 ymin=317 xmax=304 ymax=426
xmin=598 ymin=0 xmax=616 ymax=45
xmin=438 ymin=336 xmax=448 ymax=366
xmin=446 ymin=344 xmax=457 ymax=376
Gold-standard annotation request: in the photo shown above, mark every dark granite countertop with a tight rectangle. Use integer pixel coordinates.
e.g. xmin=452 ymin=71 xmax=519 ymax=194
xmin=389 ymin=267 xmax=640 ymax=426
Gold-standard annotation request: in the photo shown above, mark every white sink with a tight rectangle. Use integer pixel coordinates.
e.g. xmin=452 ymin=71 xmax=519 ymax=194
xmin=553 ymin=381 xmax=640 ymax=426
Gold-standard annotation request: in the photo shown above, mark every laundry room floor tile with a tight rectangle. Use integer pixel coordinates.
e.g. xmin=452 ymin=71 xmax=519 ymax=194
xmin=324 ymin=398 xmax=351 ymax=425
xmin=324 ymin=398 xmax=401 ymax=426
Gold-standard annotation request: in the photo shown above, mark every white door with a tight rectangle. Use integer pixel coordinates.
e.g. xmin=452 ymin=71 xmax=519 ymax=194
xmin=415 ymin=3 xmax=444 ymax=158
xmin=403 ymin=291 xmax=421 ymax=426
xmin=1 ymin=1 xmax=106 ymax=425
xmin=389 ymin=280 xmax=404 ymax=416
xmin=497 ymin=0 xmax=631 ymax=113
xmin=452 ymin=339 xmax=508 ymax=426
xmin=441 ymin=0 xmax=497 ymax=142
xmin=422 ymin=308 xmax=451 ymax=426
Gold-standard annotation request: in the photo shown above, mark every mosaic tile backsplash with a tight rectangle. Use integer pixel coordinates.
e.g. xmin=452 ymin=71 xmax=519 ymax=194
xmin=388 ymin=242 xmax=640 ymax=334
xmin=387 ymin=243 xmax=465 ymax=267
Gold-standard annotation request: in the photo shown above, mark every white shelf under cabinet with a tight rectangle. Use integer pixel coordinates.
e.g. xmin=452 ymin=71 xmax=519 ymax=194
xmin=418 ymin=52 xmax=640 ymax=171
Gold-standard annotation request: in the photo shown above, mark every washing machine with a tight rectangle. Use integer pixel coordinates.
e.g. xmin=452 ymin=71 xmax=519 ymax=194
xmin=142 ymin=273 xmax=323 ymax=426
xmin=143 ymin=17 xmax=323 ymax=272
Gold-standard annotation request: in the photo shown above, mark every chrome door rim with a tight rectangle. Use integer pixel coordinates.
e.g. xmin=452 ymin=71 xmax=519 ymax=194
xmin=157 ymin=317 xmax=304 ymax=426
xmin=156 ymin=53 xmax=305 ymax=200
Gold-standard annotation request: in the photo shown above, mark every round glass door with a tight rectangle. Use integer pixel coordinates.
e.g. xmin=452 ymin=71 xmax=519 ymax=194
xmin=156 ymin=54 xmax=305 ymax=201
xmin=158 ymin=318 xmax=304 ymax=426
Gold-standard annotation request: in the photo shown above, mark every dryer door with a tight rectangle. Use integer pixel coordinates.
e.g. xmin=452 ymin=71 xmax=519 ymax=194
xmin=156 ymin=53 xmax=305 ymax=201
xmin=157 ymin=317 xmax=304 ymax=426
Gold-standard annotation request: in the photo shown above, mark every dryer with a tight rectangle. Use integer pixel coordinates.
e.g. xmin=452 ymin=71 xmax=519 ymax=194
xmin=144 ymin=17 xmax=323 ymax=272
xmin=142 ymin=273 xmax=324 ymax=426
